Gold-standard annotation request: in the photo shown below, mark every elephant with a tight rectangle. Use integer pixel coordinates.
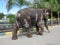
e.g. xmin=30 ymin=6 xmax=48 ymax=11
xmin=12 ymin=7 xmax=50 ymax=40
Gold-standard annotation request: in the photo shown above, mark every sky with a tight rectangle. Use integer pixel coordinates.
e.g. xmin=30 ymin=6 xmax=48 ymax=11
xmin=0 ymin=0 xmax=33 ymax=14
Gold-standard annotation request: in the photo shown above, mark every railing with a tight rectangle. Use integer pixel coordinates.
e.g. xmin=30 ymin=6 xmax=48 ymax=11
xmin=48 ymin=19 xmax=60 ymax=25
xmin=0 ymin=22 xmax=14 ymax=32
xmin=0 ymin=19 xmax=60 ymax=32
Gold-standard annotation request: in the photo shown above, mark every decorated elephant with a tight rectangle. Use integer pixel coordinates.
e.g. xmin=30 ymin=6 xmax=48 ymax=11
xmin=12 ymin=7 xmax=49 ymax=40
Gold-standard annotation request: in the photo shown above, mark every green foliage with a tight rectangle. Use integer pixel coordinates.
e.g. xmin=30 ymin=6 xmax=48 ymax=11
xmin=57 ymin=0 xmax=60 ymax=4
xmin=55 ymin=0 xmax=60 ymax=13
xmin=6 ymin=0 xmax=60 ymax=19
xmin=6 ymin=0 xmax=60 ymax=12
xmin=7 ymin=0 xmax=16 ymax=12
xmin=7 ymin=14 xmax=15 ymax=23
xmin=34 ymin=0 xmax=60 ymax=12
xmin=6 ymin=0 xmax=31 ymax=11
xmin=0 ymin=13 xmax=4 ymax=19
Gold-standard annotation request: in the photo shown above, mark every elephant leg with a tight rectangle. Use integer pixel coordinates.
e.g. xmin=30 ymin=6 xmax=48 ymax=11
xmin=12 ymin=26 xmax=18 ymax=40
xmin=26 ymin=28 xmax=32 ymax=38
xmin=37 ymin=21 xmax=44 ymax=35
xmin=44 ymin=19 xmax=50 ymax=33
xmin=45 ymin=25 xmax=50 ymax=33
xmin=36 ymin=24 xmax=39 ymax=35
xmin=12 ymin=23 xmax=19 ymax=40
xmin=39 ymin=26 xmax=44 ymax=35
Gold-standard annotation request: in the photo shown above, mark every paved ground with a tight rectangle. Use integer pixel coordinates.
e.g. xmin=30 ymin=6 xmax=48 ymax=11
xmin=0 ymin=25 xmax=60 ymax=45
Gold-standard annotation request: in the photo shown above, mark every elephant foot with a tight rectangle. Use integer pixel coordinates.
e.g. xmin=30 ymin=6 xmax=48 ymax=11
xmin=36 ymin=31 xmax=43 ymax=35
xmin=12 ymin=35 xmax=18 ymax=40
xmin=27 ymin=33 xmax=32 ymax=38
xmin=48 ymin=30 xmax=50 ymax=33
xmin=38 ymin=31 xmax=43 ymax=35
xmin=39 ymin=32 xmax=43 ymax=35
xmin=36 ymin=32 xmax=39 ymax=35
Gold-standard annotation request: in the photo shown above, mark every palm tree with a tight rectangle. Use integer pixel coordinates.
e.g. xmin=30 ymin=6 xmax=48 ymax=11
xmin=57 ymin=6 xmax=60 ymax=24
xmin=55 ymin=0 xmax=60 ymax=24
xmin=5 ymin=0 xmax=31 ymax=12
xmin=30 ymin=0 xmax=40 ymax=8
xmin=43 ymin=0 xmax=57 ymax=25
xmin=47 ymin=0 xmax=54 ymax=25
xmin=37 ymin=0 xmax=59 ymax=25
xmin=48 ymin=0 xmax=60 ymax=24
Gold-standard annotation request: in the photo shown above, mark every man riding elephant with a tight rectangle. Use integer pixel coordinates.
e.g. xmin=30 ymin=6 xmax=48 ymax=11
xmin=12 ymin=7 xmax=49 ymax=40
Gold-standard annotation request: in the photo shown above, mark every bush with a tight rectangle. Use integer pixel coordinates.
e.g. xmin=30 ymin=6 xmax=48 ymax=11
xmin=7 ymin=14 xmax=15 ymax=23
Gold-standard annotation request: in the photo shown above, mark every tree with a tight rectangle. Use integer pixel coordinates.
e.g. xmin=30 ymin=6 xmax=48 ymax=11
xmin=55 ymin=0 xmax=60 ymax=24
xmin=7 ymin=14 xmax=15 ymax=23
xmin=0 ymin=13 xmax=4 ymax=19
xmin=39 ymin=0 xmax=59 ymax=25
xmin=44 ymin=0 xmax=60 ymax=24
xmin=6 ymin=0 xmax=31 ymax=11
xmin=43 ymin=0 xmax=55 ymax=25
xmin=47 ymin=0 xmax=60 ymax=24
xmin=35 ymin=0 xmax=60 ymax=25
xmin=57 ymin=0 xmax=60 ymax=4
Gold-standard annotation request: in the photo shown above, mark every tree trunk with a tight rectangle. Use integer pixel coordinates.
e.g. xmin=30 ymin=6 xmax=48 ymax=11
xmin=50 ymin=11 xmax=53 ymax=25
xmin=57 ymin=12 xmax=59 ymax=24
